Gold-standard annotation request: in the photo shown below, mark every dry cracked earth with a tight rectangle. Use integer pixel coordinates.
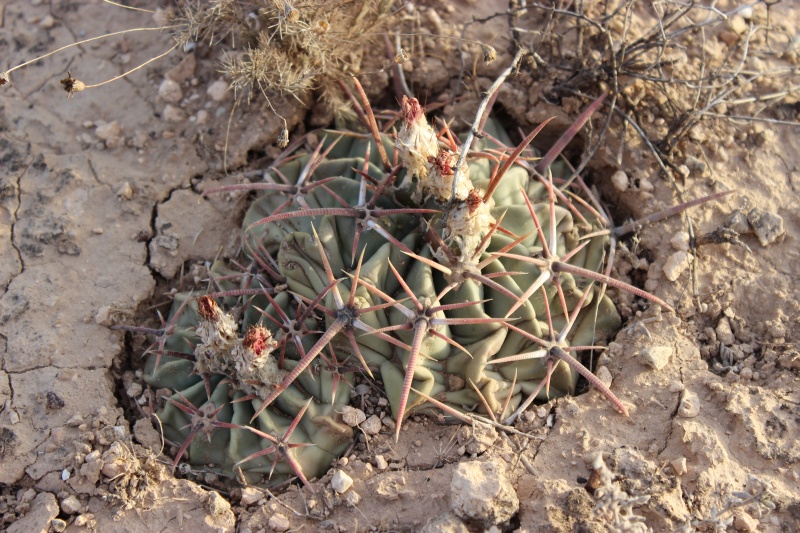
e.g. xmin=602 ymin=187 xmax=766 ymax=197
xmin=0 ymin=1 xmax=799 ymax=532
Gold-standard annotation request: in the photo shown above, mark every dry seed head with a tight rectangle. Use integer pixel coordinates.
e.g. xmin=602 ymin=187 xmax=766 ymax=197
xmin=197 ymin=295 xmax=221 ymax=322
xmin=314 ymin=19 xmax=329 ymax=33
xmin=394 ymin=49 xmax=409 ymax=64
xmin=60 ymin=71 xmax=85 ymax=97
xmin=277 ymin=125 xmax=290 ymax=148
xmin=0 ymin=72 xmax=8 ymax=86
xmin=481 ymin=44 xmax=497 ymax=64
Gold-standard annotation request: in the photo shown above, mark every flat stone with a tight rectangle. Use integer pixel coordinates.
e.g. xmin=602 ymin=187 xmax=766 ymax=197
xmin=207 ymin=491 xmax=231 ymax=517
xmin=268 ymin=513 xmax=291 ymax=532
xmin=716 ymin=317 xmax=736 ymax=345
xmin=240 ymin=487 xmax=262 ymax=506
xmin=340 ymin=406 xmax=366 ymax=427
xmin=361 ymin=414 xmax=382 ymax=435
xmin=640 ymin=346 xmax=673 ymax=370
xmin=662 ymin=251 xmax=692 ymax=281
xmin=450 ymin=460 xmax=518 ymax=528
xmin=747 ymin=208 xmax=784 ymax=246
xmin=60 ymin=495 xmax=82 ymax=514
xmin=7 ymin=492 xmax=59 ymax=533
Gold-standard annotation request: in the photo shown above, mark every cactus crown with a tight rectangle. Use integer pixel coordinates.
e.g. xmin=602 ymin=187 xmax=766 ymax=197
xmin=142 ymin=90 xmax=658 ymax=488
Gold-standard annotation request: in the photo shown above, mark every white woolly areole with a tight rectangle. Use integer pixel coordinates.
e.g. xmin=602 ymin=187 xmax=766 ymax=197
xmin=194 ymin=311 xmax=285 ymax=398
xmin=444 ymin=200 xmax=496 ymax=260
xmin=427 ymin=152 xmax=471 ymax=203
xmin=397 ymin=115 xmax=438 ymax=179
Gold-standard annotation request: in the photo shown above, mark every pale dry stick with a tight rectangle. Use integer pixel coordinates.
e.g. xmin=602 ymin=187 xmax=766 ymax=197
xmin=64 ymin=42 xmax=180 ymax=95
xmin=411 ymin=388 xmax=544 ymax=441
xmin=2 ymin=26 xmax=178 ymax=83
xmin=441 ymin=47 xmax=527 ymax=229
xmin=102 ymin=0 xmax=155 ymax=13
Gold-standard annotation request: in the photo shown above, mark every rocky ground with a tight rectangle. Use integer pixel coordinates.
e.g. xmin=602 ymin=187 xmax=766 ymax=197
xmin=0 ymin=1 xmax=798 ymax=532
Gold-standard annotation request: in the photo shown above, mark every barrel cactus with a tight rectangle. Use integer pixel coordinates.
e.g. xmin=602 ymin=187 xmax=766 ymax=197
xmin=142 ymin=91 xmax=676 ymax=488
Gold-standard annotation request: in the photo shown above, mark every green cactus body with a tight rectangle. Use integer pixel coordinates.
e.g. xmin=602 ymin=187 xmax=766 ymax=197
xmin=143 ymin=98 xmax=622 ymax=487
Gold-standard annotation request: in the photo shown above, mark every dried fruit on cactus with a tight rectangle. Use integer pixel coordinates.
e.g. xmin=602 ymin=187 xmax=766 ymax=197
xmin=142 ymin=95 xmax=663 ymax=487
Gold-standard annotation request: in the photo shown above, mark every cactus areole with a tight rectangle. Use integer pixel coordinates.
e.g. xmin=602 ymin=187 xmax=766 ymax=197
xmin=144 ymin=95 xmax=630 ymax=487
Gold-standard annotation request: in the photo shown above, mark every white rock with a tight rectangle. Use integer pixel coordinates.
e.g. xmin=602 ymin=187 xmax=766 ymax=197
xmin=678 ymin=390 xmax=700 ymax=418
xmin=158 ymin=78 xmax=183 ymax=103
xmin=670 ymin=231 xmax=690 ymax=251
xmin=662 ymin=251 xmax=692 ymax=281
xmin=716 ymin=317 xmax=736 ymax=345
xmin=728 ymin=15 xmax=748 ymax=35
xmin=734 ymin=511 xmax=759 ymax=532
xmin=361 ymin=414 xmax=382 ymax=435
xmin=640 ymin=346 xmax=673 ymax=370
xmin=60 ymin=495 xmax=82 ymax=515
xmin=268 ymin=513 xmax=291 ymax=532
xmin=450 ymin=460 xmax=519 ymax=528
xmin=670 ymin=456 xmax=687 ymax=476
xmin=240 ymin=487 xmax=262 ymax=506
xmin=344 ymin=490 xmax=361 ymax=507
xmin=611 ymin=170 xmax=629 ymax=191
xmin=207 ymin=79 xmax=229 ymax=101
xmin=375 ymin=455 xmax=389 ymax=470
xmin=116 ymin=181 xmax=134 ymax=200
xmin=331 ymin=470 xmax=353 ymax=494
xmin=163 ymin=104 xmax=187 ymax=122
xmin=747 ymin=208 xmax=784 ymax=246
xmin=340 ymin=406 xmax=366 ymax=427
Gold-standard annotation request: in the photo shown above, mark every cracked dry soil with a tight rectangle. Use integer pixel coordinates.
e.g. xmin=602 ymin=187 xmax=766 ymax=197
xmin=1 ymin=1 xmax=799 ymax=532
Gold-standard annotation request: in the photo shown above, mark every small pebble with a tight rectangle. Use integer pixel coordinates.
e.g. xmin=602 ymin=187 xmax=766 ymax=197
xmin=727 ymin=14 xmax=748 ymax=34
xmin=116 ymin=181 xmax=134 ymax=200
xmin=640 ymin=346 xmax=673 ymax=370
xmin=375 ymin=455 xmax=389 ymax=470
xmin=207 ymin=79 xmax=229 ymax=101
xmin=747 ymin=208 xmax=784 ymax=246
xmin=331 ymin=470 xmax=353 ymax=494
xmin=670 ymin=231 xmax=690 ymax=251
xmin=670 ymin=457 xmax=687 ymax=476
xmin=716 ymin=317 xmax=736 ymax=345
xmin=268 ymin=513 xmax=291 ymax=532
xmin=240 ymin=487 xmax=261 ymax=506
xmin=361 ymin=414 xmax=382 ymax=435
xmin=52 ymin=519 xmax=67 ymax=532
xmin=340 ymin=406 xmax=366 ymax=427
xmin=163 ymin=104 xmax=187 ymax=122
xmin=611 ymin=170 xmax=629 ymax=191
xmin=678 ymin=390 xmax=700 ymax=418
xmin=158 ymin=78 xmax=183 ymax=103
xmin=662 ymin=251 xmax=692 ymax=281
xmin=60 ymin=495 xmax=82 ymax=515
xmin=684 ymin=155 xmax=706 ymax=174
xmin=344 ymin=490 xmax=361 ymax=507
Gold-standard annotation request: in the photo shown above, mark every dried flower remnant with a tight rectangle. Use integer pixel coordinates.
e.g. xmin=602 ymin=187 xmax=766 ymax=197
xmin=60 ymin=71 xmax=86 ymax=97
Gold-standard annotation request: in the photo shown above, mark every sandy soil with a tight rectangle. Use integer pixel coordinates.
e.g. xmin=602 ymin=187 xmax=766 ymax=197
xmin=0 ymin=1 xmax=798 ymax=532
